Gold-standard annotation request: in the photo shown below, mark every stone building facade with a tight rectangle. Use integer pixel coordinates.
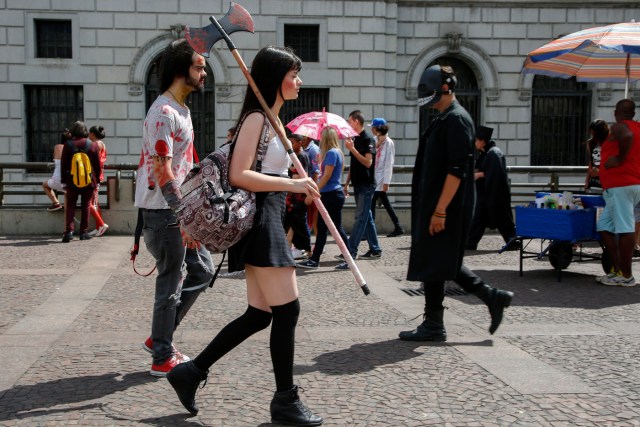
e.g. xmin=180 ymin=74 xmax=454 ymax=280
xmin=0 ymin=0 xmax=639 ymax=182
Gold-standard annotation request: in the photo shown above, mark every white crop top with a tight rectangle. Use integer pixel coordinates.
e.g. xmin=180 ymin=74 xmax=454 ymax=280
xmin=260 ymin=133 xmax=291 ymax=175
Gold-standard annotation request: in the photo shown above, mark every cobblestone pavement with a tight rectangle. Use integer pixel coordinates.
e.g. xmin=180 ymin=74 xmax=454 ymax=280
xmin=0 ymin=232 xmax=639 ymax=426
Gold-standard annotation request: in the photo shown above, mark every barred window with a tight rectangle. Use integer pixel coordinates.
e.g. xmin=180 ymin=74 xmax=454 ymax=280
xmin=420 ymin=57 xmax=480 ymax=134
xmin=145 ymin=54 xmax=216 ymax=154
xmin=531 ymin=76 xmax=591 ymax=166
xmin=280 ymin=88 xmax=330 ymax=128
xmin=35 ymin=20 xmax=72 ymax=59
xmin=284 ymin=24 xmax=320 ymax=63
xmin=25 ymin=85 xmax=84 ymax=162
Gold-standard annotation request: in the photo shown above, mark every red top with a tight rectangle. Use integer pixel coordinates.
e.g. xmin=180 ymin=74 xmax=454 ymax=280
xmin=600 ymin=120 xmax=640 ymax=189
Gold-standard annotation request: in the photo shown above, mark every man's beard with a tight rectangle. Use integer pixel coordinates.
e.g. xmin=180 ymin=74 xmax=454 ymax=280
xmin=186 ymin=75 xmax=205 ymax=94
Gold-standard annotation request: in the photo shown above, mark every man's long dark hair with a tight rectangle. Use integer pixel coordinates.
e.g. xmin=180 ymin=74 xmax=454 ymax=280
xmin=159 ymin=39 xmax=195 ymax=93
xmin=235 ymin=46 xmax=302 ymax=126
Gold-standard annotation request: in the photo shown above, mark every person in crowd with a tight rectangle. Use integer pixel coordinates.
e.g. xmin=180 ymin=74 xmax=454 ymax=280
xmin=87 ymin=125 xmax=109 ymax=237
xmin=166 ymin=45 xmax=323 ymax=426
xmin=42 ymin=129 xmax=71 ymax=212
xmin=369 ymin=117 xmax=404 ymax=237
xmin=302 ymin=135 xmax=321 ymax=236
xmin=399 ymin=64 xmax=513 ymax=342
xmin=134 ymin=39 xmax=214 ymax=376
xmin=226 ymin=127 xmax=236 ymax=145
xmin=60 ymin=121 xmax=102 ymax=242
xmin=584 ymin=119 xmax=609 ymax=192
xmin=466 ymin=125 xmax=517 ymax=251
xmin=285 ymin=133 xmax=312 ymax=259
xmin=336 ymin=110 xmax=382 ymax=269
xmin=596 ymin=99 xmax=640 ymax=287
xmin=297 ymin=126 xmax=350 ymax=269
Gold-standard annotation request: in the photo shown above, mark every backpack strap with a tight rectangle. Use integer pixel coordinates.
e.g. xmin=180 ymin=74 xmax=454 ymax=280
xmin=228 ymin=109 xmax=270 ymax=173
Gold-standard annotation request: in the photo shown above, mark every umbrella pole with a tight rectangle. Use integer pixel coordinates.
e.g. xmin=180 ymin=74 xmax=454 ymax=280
xmin=625 ymin=53 xmax=630 ymax=99
xmin=211 ymin=20 xmax=370 ymax=296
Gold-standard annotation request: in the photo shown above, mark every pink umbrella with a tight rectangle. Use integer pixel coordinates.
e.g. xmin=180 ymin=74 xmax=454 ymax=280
xmin=286 ymin=108 xmax=359 ymax=140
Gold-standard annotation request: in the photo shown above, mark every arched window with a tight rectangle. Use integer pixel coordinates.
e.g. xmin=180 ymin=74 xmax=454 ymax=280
xmin=419 ymin=56 xmax=480 ymax=135
xmin=531 ymin=76 xmax=591 ymax=166
xmin=145 ymin=54 xmax=216 ymax=156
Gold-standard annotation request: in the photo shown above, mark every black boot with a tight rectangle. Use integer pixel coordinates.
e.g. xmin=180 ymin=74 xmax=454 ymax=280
xmin=475 ymin=284 xmax=513 ymax=334
xmin=386 ymin=226 xmax=404 ymax=237
xmin=270 ymin=385 xmax=323 ymax=426
xmin=398 ymin=308 xmax=446 ymax=342
xmin=166 ymin=361 xmax=208 ymax=416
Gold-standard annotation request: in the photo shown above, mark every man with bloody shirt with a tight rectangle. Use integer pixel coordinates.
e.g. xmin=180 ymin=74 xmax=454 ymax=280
xmin=134 ymin=39 xmax=214 ymax=376
xmin=597 ymin=99 xmax=640 ymax=287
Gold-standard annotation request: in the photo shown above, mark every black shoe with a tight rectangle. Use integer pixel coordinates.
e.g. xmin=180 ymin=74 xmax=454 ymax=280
xmin=296 ymin=258 xmax=319 ymax=269
xmin=79 ymin=233 xmax=92 ymax=240
xmin=475 ymin=284 xmax=513 ymax=334
xmin=398 ymin=309 xmax=446 ymax=342
xmin=334 ymin=254 xmax=344 ymax=260
xmin=166 ymin=361 xmax=208 ymax=416
xmin=271 ymin=385 xmax=323 ymax=426
xmin=465 ymin=244 xmax=477 ymax=250
xmin=61 ymin=231 xmax=73 ymax=243
xmin=386 ymin=227 xmax=404 ymax=237
xmin=359 ymin=250 xmax=382 ymax=259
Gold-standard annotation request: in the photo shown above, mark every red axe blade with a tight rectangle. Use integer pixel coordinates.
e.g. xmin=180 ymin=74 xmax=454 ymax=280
xmin=185 ymin=2 xmax=254 ymax=57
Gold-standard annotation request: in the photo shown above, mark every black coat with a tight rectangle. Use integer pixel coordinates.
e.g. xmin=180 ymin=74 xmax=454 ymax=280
xmin=407 ymin=101 xmax=475 ymax=282
xmin=475 ymin=142 xmax=513 ymax=228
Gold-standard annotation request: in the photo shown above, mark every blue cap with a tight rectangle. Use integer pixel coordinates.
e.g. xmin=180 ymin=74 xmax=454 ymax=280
xmin=369 ymin=118 xmax=387 ymax=127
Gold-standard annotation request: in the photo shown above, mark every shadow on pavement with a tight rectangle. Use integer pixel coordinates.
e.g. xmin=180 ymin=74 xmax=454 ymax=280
xmin=138 ymin=413 xmax=205 ymax=426
xmin=469 ymin=268 xmax=640 ymax=310
xmin=295 ymin=338 xmax=491 ymax=376
xmin=0 ymin=371 xmax=153 ymax=422
xmin=0 ymin=236 xmax=59 ymax=247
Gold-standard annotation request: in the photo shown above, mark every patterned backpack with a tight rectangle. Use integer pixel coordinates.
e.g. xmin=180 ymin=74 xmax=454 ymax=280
xmin=176 ymin=111 xmax=270 ymax=253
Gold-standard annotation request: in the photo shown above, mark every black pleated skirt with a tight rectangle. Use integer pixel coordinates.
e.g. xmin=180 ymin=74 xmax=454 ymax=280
xmin=228 ymin=190 xmax=295 ymax=272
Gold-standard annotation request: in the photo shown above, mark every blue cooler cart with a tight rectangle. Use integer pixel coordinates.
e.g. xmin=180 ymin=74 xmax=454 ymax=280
xmin=512 ymin=195 xmax=611 ymax=280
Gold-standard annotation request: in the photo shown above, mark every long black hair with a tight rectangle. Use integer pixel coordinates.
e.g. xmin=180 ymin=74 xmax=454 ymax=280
xmin=159 ymin=39 xmax=195 ymax=93
xmin=235 ymin=46 xmax=301 ymax=126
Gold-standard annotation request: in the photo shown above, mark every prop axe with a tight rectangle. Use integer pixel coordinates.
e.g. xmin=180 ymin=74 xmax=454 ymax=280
xmin=185 ymin=3 xmax=370 ymax=296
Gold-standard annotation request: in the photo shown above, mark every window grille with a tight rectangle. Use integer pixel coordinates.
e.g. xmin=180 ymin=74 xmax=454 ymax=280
xmin=280 ymin=88 xmax=330 ymax=129
xmin=284 ymin=24 xmax=320 ymax=63
xmin=35 ymin=20 xmax=72 ymax=59
xmin=531 ymin=76 xmax=591 ymax=166
xmin=145 ymin=55 xmax=216 ymax=154
xmin=419 ymin=57 xmax=480 ymax=135
xmin=25 ymin=85 xmax=83 ymax=162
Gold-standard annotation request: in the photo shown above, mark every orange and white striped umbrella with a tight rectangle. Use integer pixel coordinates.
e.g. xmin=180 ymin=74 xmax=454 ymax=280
xmin=522 ymin=21 xmax=640 ymax=97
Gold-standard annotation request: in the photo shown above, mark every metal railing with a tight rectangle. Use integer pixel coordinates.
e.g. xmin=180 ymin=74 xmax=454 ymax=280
xmin=0 ymin=162 xmax=589 ymax=208
xmin=0 ymin=162 xmax=138 ymax=207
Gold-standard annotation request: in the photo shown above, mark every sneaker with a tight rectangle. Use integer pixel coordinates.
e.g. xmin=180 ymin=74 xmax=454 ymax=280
xmin=335 ymin=261 xmax=350 ymax=270
xmin=79 ymin=233 xmax=92 ymax=241
xmin=596 ymin=271 xmax=619 ymax=284
xmin=296 ymin=258 xmax=319 ymax=269
xmin=291 ymin=248 xmax=307 ymax=260
xmin=334 ymin=254 xmax=344 ymax=260
xmin=143 ymin=337 xmax=189 ymax=361
xmin=601 ymin=274 xmax=636 ymax=287
xmin=150 ymin=355 xmax=181 ymax=377
xmin=47 ymin=203 xmax=63 ymax=212
xmin=92 ymin=224 xmax=109 ymax=237
xmin=359 ymin=250 xmax=382 ymax=259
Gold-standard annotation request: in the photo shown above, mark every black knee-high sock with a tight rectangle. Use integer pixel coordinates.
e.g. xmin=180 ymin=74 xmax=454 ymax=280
xmin=424 ymin=281 xmax=445 ymax=312
xmin=193 ymin=305 xmax=272 ymax=371
xmin=270 ymin=299 xmax=300 ymax=392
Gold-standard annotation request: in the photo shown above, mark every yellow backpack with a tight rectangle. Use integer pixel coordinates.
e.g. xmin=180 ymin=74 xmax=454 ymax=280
xmin=69 ymin=139 xmax=93 ymax=188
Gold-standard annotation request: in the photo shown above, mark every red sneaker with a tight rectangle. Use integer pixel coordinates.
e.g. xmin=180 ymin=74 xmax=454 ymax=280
xmin=150 ymin=355 xmax=181 ymax=377
xmin=143 ymin=337 xmax=190 ymax=362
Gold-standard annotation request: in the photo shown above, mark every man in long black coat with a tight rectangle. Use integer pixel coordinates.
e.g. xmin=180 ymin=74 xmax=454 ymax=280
xmin=466 ymin=126 xmax=517 ymax=250
xmin=399 ymin=65 xmax=514 ymax=341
